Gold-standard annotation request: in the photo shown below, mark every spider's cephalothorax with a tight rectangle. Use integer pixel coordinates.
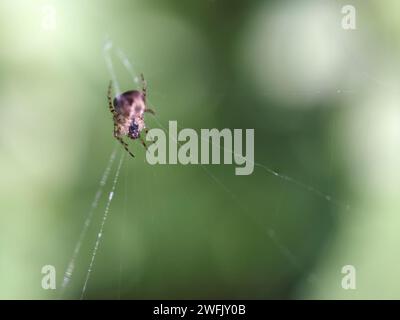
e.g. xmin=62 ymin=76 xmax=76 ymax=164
xmin=107 ymin=74 xmax=155 ymax=157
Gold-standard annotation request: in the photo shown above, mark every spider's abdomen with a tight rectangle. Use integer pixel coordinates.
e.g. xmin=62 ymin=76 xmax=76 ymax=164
xmin=112 ymin=89 xmax=146 ymax=140
xmin=113 ymin=90 xmax=145 ymax=116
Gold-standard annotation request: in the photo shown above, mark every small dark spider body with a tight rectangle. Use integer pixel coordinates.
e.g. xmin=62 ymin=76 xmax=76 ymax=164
xmin=113 ymin=90 xmax=146 ymax=139
xmin=107 ymin=74 xmax=155 ymax=157
xmin=128 ymin=120 xmax=140 ymax=139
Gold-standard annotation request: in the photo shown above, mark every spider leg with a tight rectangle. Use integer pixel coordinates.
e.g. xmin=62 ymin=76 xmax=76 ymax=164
xmin=140 ymin=73 xmax=147 ymax=101
xmin=107 ymin=81 xmax=116 ymax=115
xmin=139 ymin=135 xmax=148 ymax=151
xmin=144 ymin=108 xmax=156 ymax=115
xmin=115 ymin=135 xmax=135 ymax=158
xmin=140 ymin=74 xmax=155 ymax=115
xmin=141 ymin=129 xmax=156 ymax=148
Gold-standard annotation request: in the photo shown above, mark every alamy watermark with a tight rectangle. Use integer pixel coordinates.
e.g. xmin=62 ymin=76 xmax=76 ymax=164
xmin=341 ymin=265 xmax=356 ymax=290
xmin=341 ymin=5 xmax=356 ymax=30
xmin=41 ymin=265 xmax=56 ymax=290
xmin=145 ymin=121 xmax=255 ymax=176
xmin=41 ymin=5 xmax=57 ymax=31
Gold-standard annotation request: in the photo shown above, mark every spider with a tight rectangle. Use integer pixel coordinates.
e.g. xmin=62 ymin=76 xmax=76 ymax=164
xmin=107 ymin=74 xmax=155 ymax=157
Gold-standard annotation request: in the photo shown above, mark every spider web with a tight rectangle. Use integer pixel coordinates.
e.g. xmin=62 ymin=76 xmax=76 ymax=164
xmin=59 ymin=41 xmax=127 ymax=299
xmin=60 ymin=38 xmax=351 ymax=299
xmin=59 ymin=145 xmax=118 ymax=297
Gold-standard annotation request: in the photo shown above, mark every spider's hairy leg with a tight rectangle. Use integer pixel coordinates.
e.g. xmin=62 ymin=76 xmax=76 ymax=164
xmin=139 ymin=135 xmax=148 ymax=151
xmin=140 ymin=73 xmax=147 ymax=101
xmin=114 ymin=132 xmax=135 ymax=158
xmin=108 ymin=81 xmax=116 ymax=115
xmin=140 ymin=128 xmax=156 ymax=150
xmin=116 ymin=136 xmax=135 ymax=158
xmin=144 ymin=108 xmax=156 ymax=115
xmin=144 ymin=127 xmax=156 ymax=139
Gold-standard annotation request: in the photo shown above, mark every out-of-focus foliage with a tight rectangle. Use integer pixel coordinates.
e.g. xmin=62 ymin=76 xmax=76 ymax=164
xmin=1 ymin=0 xmax=399 ymax=299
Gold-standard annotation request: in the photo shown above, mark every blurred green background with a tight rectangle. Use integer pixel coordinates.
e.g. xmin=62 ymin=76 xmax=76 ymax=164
xmin=1 ymin=0 xmax=400 ymax=299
